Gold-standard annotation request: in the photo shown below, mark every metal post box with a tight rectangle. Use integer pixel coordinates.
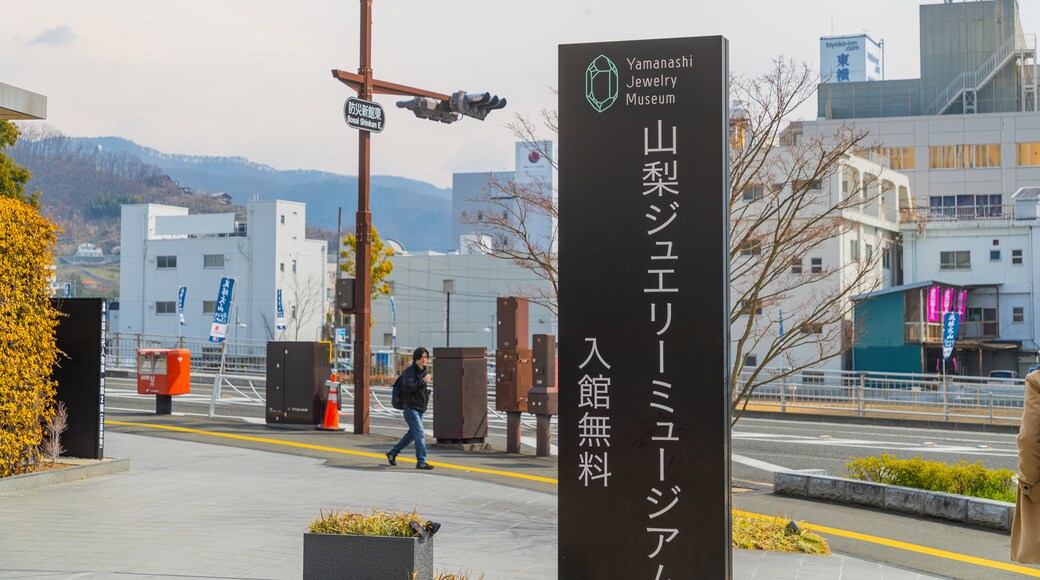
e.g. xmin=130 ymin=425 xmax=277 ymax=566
xmin=496 ymin=347 xmax=533 ymax=412
xmin=136 ymin=349 xmax=191 ymax=395
xmin=432 ymin=347 xmax=489 ymax=443
xmin=266 ymin=342 xmax=331 ymax=426
xmin=496 ymin=297 xmax=529 ymax=349
xmin=528 ymin=334 xmax=558 ymax=414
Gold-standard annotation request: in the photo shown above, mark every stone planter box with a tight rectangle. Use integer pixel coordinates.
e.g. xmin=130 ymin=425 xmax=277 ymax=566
xmin=303 ymin=532 xmax=433 ymax=580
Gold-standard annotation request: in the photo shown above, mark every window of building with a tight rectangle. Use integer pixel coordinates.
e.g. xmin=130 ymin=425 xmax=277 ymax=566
xmin=990 ymin=250 xmax=1001 ymax=261
xmin=928 ymin=144 xmax=1001 ymax=169
xmin=799 ymin=322 xmax=824 ymax=335
xmin=292 ymin=259 xmax=297 ymax=273
xmin=739 ymin=299 xmax=762 ymax=316
xmin=850 ymin=240 xmax=860 ymax=261
xmin=865 ymin=244 xmax=873 ymax=262
xmin=1014 ymin=307 xmax=1025 ymax=323
xmin=791 ymin=258 xmax=803 ymax=274
xmin=280 ymin=262 xmax=285 ymax=273
xmin=939 ymin=250 xmax=971 ymax=271
xmin=280 ymin=215 xmax=285 ymax=225
xmin=156 ymin=255 xmax=176 ymax=269
xmin=744 ymin=354 xmax=758 ymax=368
xmin=802 ymin=370 xmax=825 ymax=385
xmin=810 ymin=257 xmax=823 ymax=274
xmin=204 ymin=254 xmax=225 ymax=268
xmin=993 ymin=239 xmax=1000 ymax=246
xmin=156 ymin=301 xmax=176 ymax=314
xmin=1013 ymin=249 xmax=1024 ymax=265
xmin=793 ymin=179 xmax=823 ymax=191
xmin=966 ymin=307 xmax=999 ymax=335
xmin=882 ymin=248 xmax=892 ymax=269
xmin=928 ymin=194 xmax=1002 ymax=219
xmin=739 ymin=240 xmax=761 ymax=256
xmin=202 ymin=301 xmax=216 ymax=314
xmin=876 ymin=147 xmax=916 ymax=170
xmin=742 ymin=184 xmax=765 ymax=202
xmin=1016 ymin=143 xmax=1040 ymax=167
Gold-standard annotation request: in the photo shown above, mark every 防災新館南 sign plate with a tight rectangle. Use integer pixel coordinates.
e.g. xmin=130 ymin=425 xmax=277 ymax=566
xmin=344 ymin=97 xmax=385 ymax=133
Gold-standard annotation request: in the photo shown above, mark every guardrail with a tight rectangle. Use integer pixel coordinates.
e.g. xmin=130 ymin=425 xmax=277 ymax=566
xmin=738 ymin=367 xmax=1026 ymax=425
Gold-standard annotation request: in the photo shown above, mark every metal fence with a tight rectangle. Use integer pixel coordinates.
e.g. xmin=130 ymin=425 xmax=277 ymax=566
xmin=738 ymin=367 xmax=1026 ymax=425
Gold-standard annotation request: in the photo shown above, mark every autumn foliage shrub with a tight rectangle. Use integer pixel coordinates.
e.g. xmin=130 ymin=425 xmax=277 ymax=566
xmin=0 ymin=197 xmax=61 ymax=477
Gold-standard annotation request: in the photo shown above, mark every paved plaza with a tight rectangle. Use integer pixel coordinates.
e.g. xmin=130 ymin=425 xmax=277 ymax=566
xmin=0 ymin=413 xmax=942 ymax=579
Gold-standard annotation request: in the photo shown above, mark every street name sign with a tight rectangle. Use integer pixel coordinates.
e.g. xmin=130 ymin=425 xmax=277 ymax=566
xmin=344 ymin=97 xmax=385 ymax=133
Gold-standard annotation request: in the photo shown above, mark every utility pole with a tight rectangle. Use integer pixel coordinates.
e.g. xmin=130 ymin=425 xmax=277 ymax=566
xmin=332 ymin=0 xmax=506 ymax=434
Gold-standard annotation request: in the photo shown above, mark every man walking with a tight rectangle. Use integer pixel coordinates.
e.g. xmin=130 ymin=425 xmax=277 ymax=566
xmin=386 ymin=347 xmax=434 ymax=470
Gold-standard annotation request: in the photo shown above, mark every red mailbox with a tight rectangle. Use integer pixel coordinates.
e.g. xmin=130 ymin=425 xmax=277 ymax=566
xmin=137 ymin=349 xmax=191 ymax=395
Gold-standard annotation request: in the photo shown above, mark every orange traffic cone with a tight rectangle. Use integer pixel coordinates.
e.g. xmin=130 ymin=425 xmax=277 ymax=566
xmin=318 ymin=382 xmax=344 ymax=431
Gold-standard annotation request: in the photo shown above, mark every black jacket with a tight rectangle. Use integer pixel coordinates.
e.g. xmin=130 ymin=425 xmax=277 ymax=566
xmin=399 ymin=363 xmax=430 ymax=413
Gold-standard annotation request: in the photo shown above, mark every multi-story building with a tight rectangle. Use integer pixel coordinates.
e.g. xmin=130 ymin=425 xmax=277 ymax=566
xmin=452 ymin=141 xmax=556 ymax=253
xmin=117 ymin=200 xmax=327 ymax=342
xmin=366 ymin=249 xmax=555 ymax=354
xmin=731 ymin=144 xmax=911 ymax=373
xmin=805 ymin=0 xmax=1040 ymax=375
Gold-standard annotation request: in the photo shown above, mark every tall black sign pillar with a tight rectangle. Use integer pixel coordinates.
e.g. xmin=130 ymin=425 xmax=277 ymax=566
xmin=559 ymin=37 xmax=731 ymax=578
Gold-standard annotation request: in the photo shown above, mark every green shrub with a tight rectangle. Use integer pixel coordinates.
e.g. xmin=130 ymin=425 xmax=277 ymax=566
xmin=846 ymin=454 xmax=1015 ymax=503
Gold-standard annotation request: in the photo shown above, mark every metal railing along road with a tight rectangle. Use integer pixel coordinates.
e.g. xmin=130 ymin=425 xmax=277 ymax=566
xmin=738 ymin=367 xmax=1027 ymax=425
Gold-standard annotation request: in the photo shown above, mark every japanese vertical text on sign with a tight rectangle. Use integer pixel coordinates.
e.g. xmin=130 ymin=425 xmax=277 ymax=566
xmin=559 ymin=36 xmax=730 ymax=578
xmin=276 ymin=289 xmax=287 ymax=331
xmin=208 ymin=277 xmax=236 ymax=343
xmin=177 ymin=286 xmax=187 ymax=326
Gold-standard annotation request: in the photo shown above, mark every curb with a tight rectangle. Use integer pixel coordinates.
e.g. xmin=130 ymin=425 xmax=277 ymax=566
xmin=0 ymin=458 xmax=130 ymax=493
xmin=774 ymin=471 xmax=1015 ymax=531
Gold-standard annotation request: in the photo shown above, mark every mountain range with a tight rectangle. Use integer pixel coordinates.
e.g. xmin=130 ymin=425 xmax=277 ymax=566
xmin=11 ymin=131 xmax=455 ymax=252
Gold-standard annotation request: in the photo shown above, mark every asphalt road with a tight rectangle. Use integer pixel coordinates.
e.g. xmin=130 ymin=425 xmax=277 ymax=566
xmin=732 ymin=417 xmax=1031 ymax=579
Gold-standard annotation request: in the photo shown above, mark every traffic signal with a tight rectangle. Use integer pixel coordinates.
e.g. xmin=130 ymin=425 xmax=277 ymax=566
xmin=450 ymin=91 xmax=507 ymax=120
xmin=396 ymin=97 xmax=460 ymax=124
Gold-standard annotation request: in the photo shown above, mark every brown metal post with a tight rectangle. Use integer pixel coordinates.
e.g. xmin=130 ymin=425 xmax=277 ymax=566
xmin=536 ymin=414 xmax=551 ymax=457
xmin=352 ymin=0 xmax=374 ymax=434
xmin=506 ymin=411 xmax=522 ymax=453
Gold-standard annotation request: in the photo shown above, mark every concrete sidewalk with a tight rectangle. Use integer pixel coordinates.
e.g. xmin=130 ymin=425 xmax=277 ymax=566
xmin=0 ymin=417 xmax=940 ymax=579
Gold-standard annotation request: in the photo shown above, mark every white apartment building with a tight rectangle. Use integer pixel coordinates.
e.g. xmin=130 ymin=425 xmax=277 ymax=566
xmin=117 ymin=200 xmax=327 ymax=342
xmin=733 ymin=147 xmax=911 ymax=372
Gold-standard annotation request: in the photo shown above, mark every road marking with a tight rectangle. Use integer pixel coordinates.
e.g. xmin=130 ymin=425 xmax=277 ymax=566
xmin=106 ymin=420 xmax=559 ymax=485
xmin=735 ymin=510 xmax=1040 ymax=577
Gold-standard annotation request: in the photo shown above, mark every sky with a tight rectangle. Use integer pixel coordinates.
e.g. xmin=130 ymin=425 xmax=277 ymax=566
xmin=2 ymin=1 xmax=1039 ymax=189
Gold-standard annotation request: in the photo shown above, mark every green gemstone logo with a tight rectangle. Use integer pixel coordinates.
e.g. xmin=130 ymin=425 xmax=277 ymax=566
xmin=585 ymin=55 xmax=619 ymax=113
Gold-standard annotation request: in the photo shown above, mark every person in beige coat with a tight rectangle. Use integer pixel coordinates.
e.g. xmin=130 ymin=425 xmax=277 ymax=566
xmin=1013 ymin=371 xmax=1040 ymax=563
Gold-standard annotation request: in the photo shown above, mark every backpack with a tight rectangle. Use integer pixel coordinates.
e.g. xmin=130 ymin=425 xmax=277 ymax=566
xmin=391 ymin=374 xmax=405 ymax=410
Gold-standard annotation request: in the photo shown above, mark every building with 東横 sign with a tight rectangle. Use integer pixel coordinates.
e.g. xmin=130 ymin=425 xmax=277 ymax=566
xmin=820 ymin=34 xmax=884 ymax=84
xmin=797 ymin=0 xmax=1040 ymax=376
xmin=114 ymin=200 xmax=327 ymax=343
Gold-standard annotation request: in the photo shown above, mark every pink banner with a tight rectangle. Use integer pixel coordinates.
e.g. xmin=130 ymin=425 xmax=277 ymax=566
xmin=942 ymin=288 xmax=953 ymax=314
xmin=957 ymin=290 xmax=967 ymax=316
xmin=927 ymin=286 xmax=941 ymax=322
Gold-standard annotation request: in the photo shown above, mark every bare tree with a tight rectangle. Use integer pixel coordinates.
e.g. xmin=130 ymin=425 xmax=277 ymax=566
xmin=283 ymin=273 xmax=324 ymax=341
xmin=728 ymin=58 xmax=896 ymax=424
xmin=475 ymin=61 xmax=896 ymax=424
xmin=462 ymin=114 xmax=558 ymax=315
xmin=40 ymin=401 xmax=68 ymax=465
